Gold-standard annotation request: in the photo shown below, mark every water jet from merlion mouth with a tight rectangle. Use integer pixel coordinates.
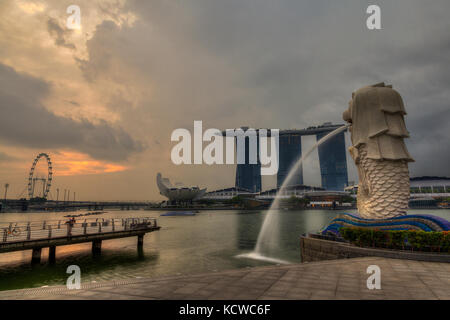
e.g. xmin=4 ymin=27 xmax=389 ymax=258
xmin=236 ymin=124 xmax=350 ymax=264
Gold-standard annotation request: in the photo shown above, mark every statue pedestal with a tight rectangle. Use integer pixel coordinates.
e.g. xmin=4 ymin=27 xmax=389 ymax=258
xmin=299 ymin=213 xmax=450 ymax=263
xmin=321 ymin=213 xmax=450 ymax=237
xmin=300 ymin=234 xmax=450 ymax=263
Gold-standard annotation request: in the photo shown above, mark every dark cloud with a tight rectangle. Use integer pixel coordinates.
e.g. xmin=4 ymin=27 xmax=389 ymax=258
xmin=0 ymin=63 xmax=143 ymax=161
xmin=64 ymin=100 xmax=80 ymax=107
xmin=47 ymin=18 xmax=76 ymax=50
xmin=75 ymin=21 xmax=117 ymax=82
xmin=76 ymin=0 xmax=450 ymax=179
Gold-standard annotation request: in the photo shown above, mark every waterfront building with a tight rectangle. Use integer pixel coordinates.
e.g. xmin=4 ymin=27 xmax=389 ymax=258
xmin=409 ymin=176 xmax=450 ymax=197
xmin=346 ymin=176 xmax=450 ymax=201
xmin=277 ymin=132 xmax=303 ymax=188
xmin=304 ymin=190 xmax=351 ymax=202
xmin=222 ymin=127 xmax=262 ymax=193
xmin=156 ymin=173 xmax=207 ymax=203
xmin=222 ymin=123 xmax=350 ymax=192
xmin=234 ymin=127 xmax=262 ymax=193
xmin=316 ymin=125 xmax=349 ymax=191
xmin=235 ymin=156 xmax=262 ymax=193
xmin=409 ymin=197 xmax=438 ymax=208
xmin=277 ymin=123 xmax=349 ymax=191
xmin=344 ymin=185 xmax=358 ymax=195
xmin=202 ymin=187 xmax=254 ymax=200
xmin=257 ymin=184 xmax=324 ymax=199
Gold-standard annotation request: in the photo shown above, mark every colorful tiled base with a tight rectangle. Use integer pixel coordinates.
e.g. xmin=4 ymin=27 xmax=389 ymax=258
xmin=321 ymin=213 xmax=450 ymax=237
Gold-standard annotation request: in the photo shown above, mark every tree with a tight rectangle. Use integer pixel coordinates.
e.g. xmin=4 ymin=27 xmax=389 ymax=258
xmin=281 ymin=196 xmax=310 ymax=209
xmin=341 ymin=195 xmax=356 ymax=203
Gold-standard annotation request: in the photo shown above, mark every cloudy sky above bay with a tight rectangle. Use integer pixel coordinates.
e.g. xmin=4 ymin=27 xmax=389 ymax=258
xmin=0 ymin=0 xmax=449 ymax=200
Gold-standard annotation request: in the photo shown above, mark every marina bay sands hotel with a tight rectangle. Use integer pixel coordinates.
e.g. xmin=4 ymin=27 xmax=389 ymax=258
xmin=233 ymin=122 xmax=349 ymax=192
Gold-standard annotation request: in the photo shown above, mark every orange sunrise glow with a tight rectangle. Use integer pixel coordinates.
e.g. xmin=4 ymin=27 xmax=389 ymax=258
xmin=52 ymin=152 xmax=128 ymax=176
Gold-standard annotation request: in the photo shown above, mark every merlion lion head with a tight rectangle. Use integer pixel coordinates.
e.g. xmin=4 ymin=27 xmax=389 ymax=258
xmin=343 ymin=82 xmax=400 ymax=124
xmin=342 ymin=82 xmax=411 ymax=154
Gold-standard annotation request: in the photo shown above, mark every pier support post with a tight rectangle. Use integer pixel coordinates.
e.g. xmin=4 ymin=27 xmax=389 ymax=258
xmin=49 ymin=246 xmax=56 ymax=264
xmin=137 ymin=234 xmax=144 ymax=258
xmin=92 ymin=240 xmax=102 ymax=256
xmin=31 ymin=248 xmax=42 ymax=264
xmin=137 ymin=234 xmax=144 ymax=249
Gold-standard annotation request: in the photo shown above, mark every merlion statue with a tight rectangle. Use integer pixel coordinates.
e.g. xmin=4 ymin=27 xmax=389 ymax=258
xmin=343 ymin=82 xmax=414 ymax=219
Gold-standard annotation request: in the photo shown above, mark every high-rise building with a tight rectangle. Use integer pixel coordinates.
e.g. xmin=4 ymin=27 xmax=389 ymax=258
xmin=224 ymin=123 xmax=348 ymax=193
xmin=277 ymin=133 xmax=303 ymax=188
xmin=219 ymin=127 xmax=262 ymax=193
xmin=316 ymin=130 xmax=348 ymax=191
xmin=235 ymin=133 xmax=262 ymax=193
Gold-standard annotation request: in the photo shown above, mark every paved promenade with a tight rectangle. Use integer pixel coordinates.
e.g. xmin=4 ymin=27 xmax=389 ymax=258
xmin=0 ymin=257 xmax=449 ymax=300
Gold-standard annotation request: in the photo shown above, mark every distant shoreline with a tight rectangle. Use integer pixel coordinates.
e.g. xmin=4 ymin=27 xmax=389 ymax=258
xmin=1 ymin=206 xmax=447 ymax=214
xmin=145 ymin=206 xmax=357 ymax=211
xmin=144 ymin=206 xmax=447 ymax=211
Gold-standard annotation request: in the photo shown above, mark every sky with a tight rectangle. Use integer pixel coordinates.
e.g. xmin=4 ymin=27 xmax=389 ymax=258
xmin=0 ymin=0 xmax=449 ymax=201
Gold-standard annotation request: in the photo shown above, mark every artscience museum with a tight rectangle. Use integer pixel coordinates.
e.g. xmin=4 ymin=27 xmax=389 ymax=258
xmin=156 ymin=173 xmax=207 ymax=203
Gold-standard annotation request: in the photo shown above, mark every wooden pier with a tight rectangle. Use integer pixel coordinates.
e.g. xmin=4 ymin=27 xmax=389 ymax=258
xmin=0 ymin=217 xmax=160 ymax=264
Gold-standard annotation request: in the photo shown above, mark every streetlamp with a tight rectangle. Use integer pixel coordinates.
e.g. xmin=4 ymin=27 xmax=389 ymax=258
xmin=4 ymin=183 xmax=9 ymax=203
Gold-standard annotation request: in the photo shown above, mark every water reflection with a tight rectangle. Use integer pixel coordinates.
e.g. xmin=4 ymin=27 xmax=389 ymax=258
xmin=0 ymin=208 xmax=448 ymax=291
xmin=235 ymin=210 xmax=263 ymax=250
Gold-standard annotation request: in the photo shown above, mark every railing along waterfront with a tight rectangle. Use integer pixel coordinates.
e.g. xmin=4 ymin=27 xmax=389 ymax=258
xmin=1 ymin=217 xmax=157 ymax=244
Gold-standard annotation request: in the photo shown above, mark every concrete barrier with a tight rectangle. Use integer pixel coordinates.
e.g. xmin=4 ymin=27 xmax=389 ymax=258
xmin=300 ymin=234 xmax=450 ymax=263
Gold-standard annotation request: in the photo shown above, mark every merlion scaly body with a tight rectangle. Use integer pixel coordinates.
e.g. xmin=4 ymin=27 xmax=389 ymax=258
xmin=343 ymin=83 xmax=414 ymax=219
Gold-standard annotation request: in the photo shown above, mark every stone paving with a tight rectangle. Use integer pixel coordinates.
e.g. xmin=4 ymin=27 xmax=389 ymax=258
xmin=0 ymin=257 xmax=449 ymax=300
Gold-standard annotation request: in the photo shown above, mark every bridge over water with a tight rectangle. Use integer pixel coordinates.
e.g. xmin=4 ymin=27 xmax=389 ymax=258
xmin=1 ymin=199 xmax=155 ymax=212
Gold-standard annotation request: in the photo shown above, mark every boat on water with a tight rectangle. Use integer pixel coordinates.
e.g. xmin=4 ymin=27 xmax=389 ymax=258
xmin=160 ymin=211 xmax=196 ymax=216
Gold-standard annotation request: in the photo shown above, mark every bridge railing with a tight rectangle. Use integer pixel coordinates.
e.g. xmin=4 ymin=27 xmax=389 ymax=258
xmin=0 ymin=217 xmax=158 ymax=244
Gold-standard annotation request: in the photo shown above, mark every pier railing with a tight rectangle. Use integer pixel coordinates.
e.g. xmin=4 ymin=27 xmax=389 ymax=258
xmin=1 ymin=217 xmax=157 ymax=244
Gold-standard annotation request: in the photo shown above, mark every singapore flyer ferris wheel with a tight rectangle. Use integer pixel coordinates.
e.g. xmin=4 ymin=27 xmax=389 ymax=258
xmin=27 ymin=153 xmax=53 ymax=199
